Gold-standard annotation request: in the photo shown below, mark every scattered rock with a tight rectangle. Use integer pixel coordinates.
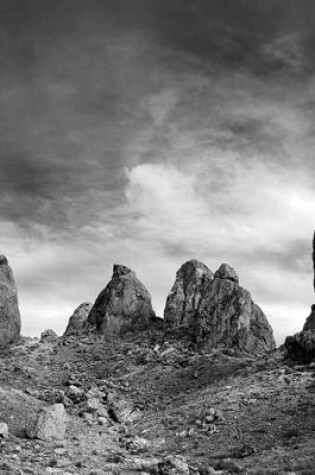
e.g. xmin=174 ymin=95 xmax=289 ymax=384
xmin=27 ymin=404 xmax=67 ymax=440
xmin=86 ymin=264 xmax=156 ymax=335
xmin=40 ymin=329 xmax=58 ymax=343
xmin=63 ymin=302 xmax=93 ymax=337
xmin=0 ymin=255 xmax=21 ymax=348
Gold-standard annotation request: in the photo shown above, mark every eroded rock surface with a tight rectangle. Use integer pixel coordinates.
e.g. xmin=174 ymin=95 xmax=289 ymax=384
xmin=0 ymin=255 xmax=21 ymax=348
xmin=87 ymin=264 xmax=156 ymax=335
xmin=63 ymin=302 xmax=93 ymax=337
xmin=165 ymin=260 xmax=275 ymax=354
xmin=164 ymin=260 xmax=213 ymax=331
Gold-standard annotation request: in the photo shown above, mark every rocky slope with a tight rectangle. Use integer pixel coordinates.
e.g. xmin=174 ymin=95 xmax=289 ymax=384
xmin=0 ymin=331 xmax=315 ymax=475
xmin=0 ymin=255 xmax=21 ymax=348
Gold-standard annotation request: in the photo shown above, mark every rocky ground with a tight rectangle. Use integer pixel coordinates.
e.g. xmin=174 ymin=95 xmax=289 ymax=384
xmin=0 ymin=329 xmax=315 ymax=475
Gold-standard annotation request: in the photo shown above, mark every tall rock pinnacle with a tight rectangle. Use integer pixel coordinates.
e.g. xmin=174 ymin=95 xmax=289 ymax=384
xmin=0 ymin=255 xmax=21 ymax=347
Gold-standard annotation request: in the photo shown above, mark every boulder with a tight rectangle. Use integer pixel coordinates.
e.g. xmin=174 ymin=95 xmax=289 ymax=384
xmin=86 ymin=264 xmax=156 ymax=335
xmin=27 ymin=403 xmax=67 ymax=440
xmin=63 ymin=302 xmax=93 ymax=337
xmin=0 ymin=386 xmax=42 ymax=437
xmin=0 ymin=255 xmax=21 ymax=348
xmin=164 ymin=260 xmax=275 ymax=354
xmin=40 ymin=329 xmax=58 ymax=343
xmin=164 ymin=260 xmax=213 ymax=331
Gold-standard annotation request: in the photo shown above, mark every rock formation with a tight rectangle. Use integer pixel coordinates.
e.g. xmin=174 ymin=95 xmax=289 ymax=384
xmin=86 ymin=264 xmax=156 ymax=335
xmin=164 ymin=260 xmax=213 ymax=331
xmin=196 ymin=268 xmax=275 ymax=353
xmin=164 ymin=260 xmax=275 ymax=354
xmin=63 ymin=302 xmax=93 ymax=337
xmin=0 ymin=255 xmax=21 ymax=348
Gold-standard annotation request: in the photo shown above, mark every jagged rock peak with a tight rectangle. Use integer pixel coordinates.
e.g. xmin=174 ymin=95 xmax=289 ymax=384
xmin=214 ymin=263 xmax=239 ymax=284
xmin=303 ymin=304 xmax=315 ymax=332
xmin=0 ymin=255 xmax=8 ymax=266
xmin=164 ymin=259 xmax=214 ymax=329
xmin=63 ymin=302 xmax=93 ymax=337
xmin=112 ymin=264 xmax=136 ymax=279
xmin=86 ymin=264 xmax=156 ymax=335
xmin=0 ymin=255 xmax=21 ymax=348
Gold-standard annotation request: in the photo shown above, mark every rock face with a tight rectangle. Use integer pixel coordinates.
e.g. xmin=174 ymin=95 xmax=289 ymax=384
xmin=303 ymin=305 xmax=315 ymax=332
xmin=164 ymin=260 xmax=213 ymax=331
xmin=86 ymin=264 xmax=156 ymax=335
xmin=285 ymin=232 xmax=315 ymax=360
xmin=164 ymin=260 xmax=275 ymax=354
xmin=285 ymin=331 xmax=315 ymax=362
xmin=197 ymin=272 xmax=275 ymax=353
xmin=0 ymin=255 xmax=21 ymax=348
xmin=63 ymin=302 xmax=93 ymax=337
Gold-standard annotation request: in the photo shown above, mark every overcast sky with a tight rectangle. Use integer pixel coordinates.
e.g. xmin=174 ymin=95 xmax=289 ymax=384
xmin=1 ymin=0 xmax=314 ymax=343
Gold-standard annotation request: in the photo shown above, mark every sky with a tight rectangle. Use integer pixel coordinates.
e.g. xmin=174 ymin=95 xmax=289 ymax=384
xmin=1 ymin=0 xmax=315 ymax=344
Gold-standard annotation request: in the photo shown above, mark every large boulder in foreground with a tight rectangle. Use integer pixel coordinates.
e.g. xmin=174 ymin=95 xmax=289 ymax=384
xmin=164 ymin=260 xmax=275 ymax=354
xmin=0 ymin=255 xmax=21 ymax=348
xmin=63 ymin=302 xmax=93 ymax=337
xmin=86 ymin=265 xmax=156 ymax=335
xmin=164 ymin=260 xmax=213 ymax=331
xmin=27 ymin=403 xmax=67 ymax=440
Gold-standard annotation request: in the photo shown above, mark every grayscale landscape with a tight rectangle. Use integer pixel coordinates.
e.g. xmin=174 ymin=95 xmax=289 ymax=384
xmin=1 ymin=1 xmax=315 ymax=474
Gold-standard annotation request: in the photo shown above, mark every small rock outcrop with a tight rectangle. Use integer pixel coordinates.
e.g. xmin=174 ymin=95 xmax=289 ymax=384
xmin=164 ymin=260 xmax=275 ymax=354
xmin=164 ymin=260 xmax=213 ymax=331
xmin=0 ymin=255 xmax=21 ymax=348
xmin=86 ymin=264 xmax=156 ymax=335
xmin=303 ymin=304 xmax=315 ymax=332
xmin=63 ymin=302 xmax=93 ymax=337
